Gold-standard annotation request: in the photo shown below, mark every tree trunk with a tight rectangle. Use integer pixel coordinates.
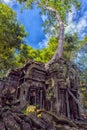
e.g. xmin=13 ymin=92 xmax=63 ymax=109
xmin=46 ymin=7 xmax=64 ymax=65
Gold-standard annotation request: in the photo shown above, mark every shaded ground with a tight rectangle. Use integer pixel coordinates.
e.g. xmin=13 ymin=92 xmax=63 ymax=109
xmin=0 ymin=105 xmax=87 ymax=130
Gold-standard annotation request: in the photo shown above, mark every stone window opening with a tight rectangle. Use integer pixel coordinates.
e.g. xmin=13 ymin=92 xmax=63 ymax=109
xmin=23 ymin=90 xmax=26 ymax=101
xmin=29 ymin=90 xmax=36 ymax=106
xmin=23 ymin=90 xmax=26 ymax=95
xmin=28 ymin=87 xmax=44 ymax=109
xmin=16 ymin=87 xmax=20 ymax=99
xmin=19 ymin=71 xmax=25 ymax=85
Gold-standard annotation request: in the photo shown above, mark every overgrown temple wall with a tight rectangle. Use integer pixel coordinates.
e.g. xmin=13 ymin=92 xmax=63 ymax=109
xmin=0 ymin=59 xmax=83 ymax=120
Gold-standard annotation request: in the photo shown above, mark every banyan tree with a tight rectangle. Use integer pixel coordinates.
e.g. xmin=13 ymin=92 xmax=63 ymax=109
xmin=0 ymin=0 xmax=87 ymax=130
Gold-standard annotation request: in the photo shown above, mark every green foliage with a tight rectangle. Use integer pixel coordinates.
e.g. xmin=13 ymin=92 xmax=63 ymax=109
xmin=0 ymin=2 xmax=26 ymax=49
xmin=16 ymin=0 xmax=82 ymax=62
xmin=17 ymin=0 xmax=81 ymax=35
xmin=37 ymin=34 xmax=81 ymax=62
xmin=40 ymin=0 xmax=80 ymax=20
xmin=0 ymin=0 xmax=83 ymax=77
xmin=39 ymin=37 xmax=58 ymax=63
xmin=77 ymin=41 xmax=87 ymax=85
xmin=63 ymin=33 xmax=80 ymax=60
xmin=0 ymin=2 xmax=27 ymax=77
xmin=15 ymin=44 xmax=37 ymax=66
xmin=18 ymin=0 xmax=80 ymax=20
xmin=15 ymin=34 xmax=86 ymax=65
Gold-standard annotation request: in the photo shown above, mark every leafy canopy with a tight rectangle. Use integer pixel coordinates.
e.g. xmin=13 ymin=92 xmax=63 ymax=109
xmin=16 ymin=33 xmax=86 ymax=64
xmin=0 ymin=2 xmax=27 ymax=77
xmin=18 ymin=0 xmax=80 ymax=21
xmin=17 ymin=0 xmax=81 ymax=59
xmin=0 ymin=2 xmax=27 ymax=49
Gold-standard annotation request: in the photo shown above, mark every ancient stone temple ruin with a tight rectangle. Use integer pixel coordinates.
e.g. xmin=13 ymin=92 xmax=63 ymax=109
xmin=16 ymin=61 xmax=46 ymax=109
xmin=0 ymin=59 xmax=83 ymax=120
